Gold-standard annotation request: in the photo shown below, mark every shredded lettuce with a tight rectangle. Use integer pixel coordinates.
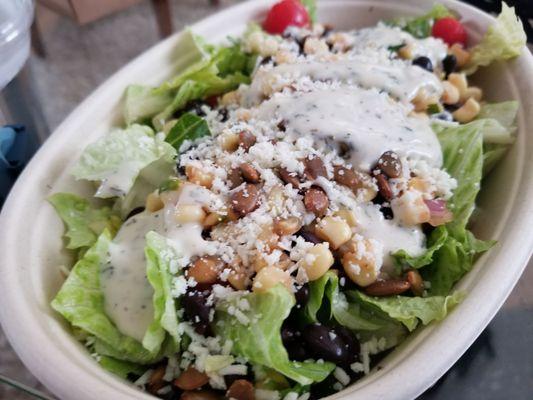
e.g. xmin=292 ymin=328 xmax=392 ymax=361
xmin=466 ymin=3 xmax=526 ymax=74
xmin=51 ymin=231 xmax=165 ymax=364
xmin=71 ymin=124 xmax=176 ymax=199
xmin=165 ymin=112 xmax=211 ymax=152
xmin=391 ymin=4 xmax=453 ymax=38
xmin=215 ymin=285 xmax=335 ymax=385
xmin=48 ymin=193 xmax=121 ymax=250
xmin=143 ymin=231 xmax=182 ymax=353
xmin=351 ymin=291 xmax=464 ymax=332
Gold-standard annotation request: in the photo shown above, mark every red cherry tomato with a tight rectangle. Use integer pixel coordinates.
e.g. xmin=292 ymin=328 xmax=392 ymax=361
xmin=431 ymin=17 xmax=467 ymax=46
xmin=263 ymin=0 xmax=310 ymax=35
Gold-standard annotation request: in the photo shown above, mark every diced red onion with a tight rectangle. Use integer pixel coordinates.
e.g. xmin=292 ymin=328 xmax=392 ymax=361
xmin=424 ymin=199 xmax=453 ymax=226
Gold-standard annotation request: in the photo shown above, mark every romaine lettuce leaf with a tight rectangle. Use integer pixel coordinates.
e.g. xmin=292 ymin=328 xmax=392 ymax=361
xmin=393 ymin=226 xmax=448 ymax=269
xmin=351 ymin=291 xmax=464 ymax=331
xmin=391 ymin=4 xmax=453 ymax=38
xmin=395 ymin=120 xmax=497 ymax=292
xmin=152 ymin=44 xmax=253 ymax=129
xmin=143 ymin=231 xmax=182 ymax=353
xmin=123 ymin=31 xmax=255 ymax=130
xmin=165 ymin=112 xmax=211 ymax=152
xmin=301 ymin=0 xmax=317 ymax=23
xmin=48 ymin=193 xmax=121 ymax=250
xmin=214 ymin=285 xmax=335 ymax=385
xmin=98 ymin=355 xmax=147 ymax=379
xmin=477 ymin=101 xmax=518 ymax=145
xmin=433 ymin=120 xmax=485 ymax=230
xmin=305 ymin=273 xmax=408 ymax=351
xmin=465 ymin=3 xmax=526 ymax=74
xmin=123 ymin=30 xmax=211 ymax=124
xmin=51 ymin=231 xmax=165 ymax=364
xmin=421 ymin=229 xmax=494 ymax=295
xmin=476 ymin=101 xmax=519 ymax=176
xmin=71 ymin=124 xmax=176 ymax=199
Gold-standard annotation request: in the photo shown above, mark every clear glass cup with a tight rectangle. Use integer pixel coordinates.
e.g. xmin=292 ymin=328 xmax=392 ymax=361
xmin=0 ymin=0 xmax=34 ymax=90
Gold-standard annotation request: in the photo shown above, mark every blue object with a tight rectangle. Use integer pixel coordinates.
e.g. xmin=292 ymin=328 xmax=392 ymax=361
xmin=0 ymin=125 xmax=28 ymax=206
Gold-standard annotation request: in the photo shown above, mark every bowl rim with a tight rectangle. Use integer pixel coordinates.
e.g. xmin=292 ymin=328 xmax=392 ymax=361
xmin=1 ymin=1 xmax=532 ymax=399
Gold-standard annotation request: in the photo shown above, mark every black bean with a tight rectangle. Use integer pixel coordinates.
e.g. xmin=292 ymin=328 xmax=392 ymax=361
xmin=295 ymin=284 xmax=310 ymax=306
xmin=412 ymin=56 xmax=433 ymax=72
xmin=281 ymin=324 xmax=308 ymax=361
xmin=380 ymin=205 xmax=394 ymax=220
xmin=297 ymin=229 xmax=322 ymax=244
xmin=442 ymin=54 xmax=457 ymax=76
xmin=126 ymin=206 xmax=145 ymax=220
xmin=218 ymin=108 xmax=228 ymax=122
xmin=302 ymin=323 xmax=346 ymax=364
xmin=334 ymin=326 xmax=360 ymax=365
xmin=183 ymin=290 xmax=212 ymax=336
xmin=259 ymin=56 xmax=273 ymax=66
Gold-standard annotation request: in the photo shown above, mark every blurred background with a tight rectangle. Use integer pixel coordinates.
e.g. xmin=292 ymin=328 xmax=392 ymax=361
xmin=0 ymin=0 xmax=531 ymax=399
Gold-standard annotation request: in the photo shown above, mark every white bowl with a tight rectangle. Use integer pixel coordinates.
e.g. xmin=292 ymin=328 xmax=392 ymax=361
xmin=1 ymin=1 xmax=532 ymax=399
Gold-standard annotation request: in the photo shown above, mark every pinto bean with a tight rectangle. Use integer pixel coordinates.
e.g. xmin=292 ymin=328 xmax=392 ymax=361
xmin=304 ymin=187 xmax=329 ymax=217
xmin=406 ymin=270 xmax=425 ymax=296
xmin=174 ymin=367 xmax=209 ymax=391
xmin=228 ymin=168 xmax=244 ymax=189
xmin=147 ymin=365 xmax=166 ymax=394
xmin=376 ymin=151 xmax=402 ymax=178
xmin=180 ymin=390 xmax=222 ymax=400
xmin=303 ymin=156 xmax=327 ymax=180
xmin=226 ymin=380 xmax=255 ymax=400
xmin=364 ymin=279 xmax=411 ymax=296
xmin=238 ymin=131 xmax=256 ymax=151
xmin=239 ymin=163 xmax=260 ymax=183
xmin=333 ymin=166 xmax=360 ymax=189
xmin=231 ymin=183 xmax=260 ymax=217
xmin=278 ymin=168 xmax=301 ymax=188
xmin=375 ymin=174 xmax=393 ymax=201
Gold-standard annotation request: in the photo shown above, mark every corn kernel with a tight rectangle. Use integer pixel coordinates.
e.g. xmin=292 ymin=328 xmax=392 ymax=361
xmin=299 ymin=243 xmax=334 ymax=281
xmin=174 ymin=204 xmax=206 ymax=224
xmin=315 ymin=216 xmax=352 ymax=250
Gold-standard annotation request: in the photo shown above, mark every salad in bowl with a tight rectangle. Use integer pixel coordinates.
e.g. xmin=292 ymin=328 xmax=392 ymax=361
xmin=47 ymin=1 xmax=526 ymax=399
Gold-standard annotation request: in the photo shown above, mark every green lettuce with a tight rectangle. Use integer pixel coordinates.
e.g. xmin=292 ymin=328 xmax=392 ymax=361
xmin=98 ymin=356 xmax=147 ymax=379
xmin=391 ymin=4 xmax=453 ymax=38
xmin=395 ymin=119 xmax=499 ymax=293
xmin=48 ymin=193 xmax=121 ymax=250
xmin=394 ymin=226 xmax=448 ymax=269
xmin=71 ymin=124 xmax=176 ymax=199
xmin=123 ymin=30 xmax=210 ymax=124
xmin=215 ymin=285 xmax=335 ymax=385
xmin=352 ymin=291 xmax=464 ymax=331
xmin=165 ymin=112 xmax=211 ymax=152
xmin=466 ymin=3 xmax=526 ymax=74
xmin=143 ymin=231 xmax=182 ymax=353
xmin=477 ymin=101 xmax=519 ymax=176
xmin=51 ymin=231 xmax=165 ymax=364
xmin=301 ymin=0 xmax=317 ymax=23
xmin=304 ymin=272 xmax=407 ymax=350
xmin=123 ymin=31 xmax=255 ymax=130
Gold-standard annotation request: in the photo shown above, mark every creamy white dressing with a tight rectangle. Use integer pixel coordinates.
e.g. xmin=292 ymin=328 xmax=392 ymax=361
xmin=245 ymin=58 xmax=442 ymax=107
xmin=101 ymin=211 xmax=165 ymax=342
xmin=101 ymin=183 xmax=217 ymax=341
xmin=348 ymin=23 xmax=448 ymax=65
xmin=254 ymin=86 xmax=442 ymax=170
xmin=354 ymin=203 xmax=426 ymax=271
